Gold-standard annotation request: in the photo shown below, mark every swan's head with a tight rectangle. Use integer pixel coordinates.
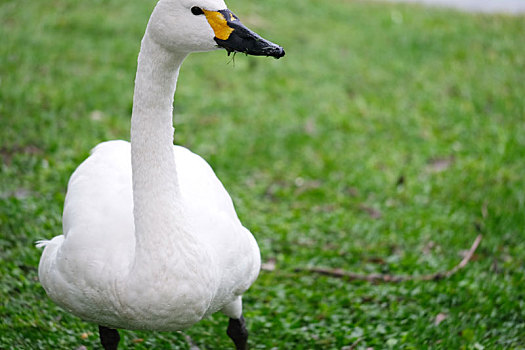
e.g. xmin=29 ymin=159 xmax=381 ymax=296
xmin=147 ymin=0 xmax=285 ymax=58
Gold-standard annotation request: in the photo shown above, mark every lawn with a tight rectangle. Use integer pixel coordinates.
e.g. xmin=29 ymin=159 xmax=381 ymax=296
xmin=1 ymin=0 xmax=524 ymax=348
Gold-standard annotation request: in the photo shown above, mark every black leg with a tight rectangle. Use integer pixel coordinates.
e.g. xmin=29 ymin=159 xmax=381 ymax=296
xmin=99 ymin=325 xmax=120 ymax=350
xmin=226 ymin=315 xmax=248 ymax=350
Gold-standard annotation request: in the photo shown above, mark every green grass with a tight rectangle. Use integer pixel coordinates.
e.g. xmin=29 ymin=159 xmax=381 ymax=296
xmin=1 ymin=0 xmax=524 ymax=348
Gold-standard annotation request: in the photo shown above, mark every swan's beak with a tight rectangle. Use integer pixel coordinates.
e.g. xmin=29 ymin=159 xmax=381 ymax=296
xmin=203 ymin=9 xmax=285 ymax=59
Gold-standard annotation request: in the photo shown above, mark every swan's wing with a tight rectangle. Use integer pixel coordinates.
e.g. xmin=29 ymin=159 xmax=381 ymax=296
xmin=40 ymin=140 xmax=134 ymax=290
xmin=173 ymin=146 xmax=261 ymax=297
xmin=63 ymin=140 xmax=134 ymax=251
xmin=38 ymin=140 xmax=135 ymax=321
xmin=173 ymin=146 xmax=237 ymax=216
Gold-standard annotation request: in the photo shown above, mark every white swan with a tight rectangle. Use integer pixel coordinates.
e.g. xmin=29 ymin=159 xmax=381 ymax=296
xmin=37 ymin=0 xmax=284 ymax=348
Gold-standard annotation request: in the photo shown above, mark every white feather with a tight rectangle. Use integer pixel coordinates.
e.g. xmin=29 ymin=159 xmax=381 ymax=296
xmin=38 ymin=0 xmax=260 ymax=332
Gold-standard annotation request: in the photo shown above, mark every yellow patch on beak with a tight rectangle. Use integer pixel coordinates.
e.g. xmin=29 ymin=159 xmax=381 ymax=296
xmin=202 ymin=10 xmax=234 ymax=41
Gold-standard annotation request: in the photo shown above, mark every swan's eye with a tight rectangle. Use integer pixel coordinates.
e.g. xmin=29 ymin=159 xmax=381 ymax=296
xmin=191 ymin=7 xmax=204 ymax=15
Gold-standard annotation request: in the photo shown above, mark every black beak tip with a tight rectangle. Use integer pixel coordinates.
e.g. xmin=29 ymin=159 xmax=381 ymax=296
xmin=273 ymin=47 xmax=285 ymax=59
xmin=261 ymin=43 xmax=285 ymax=59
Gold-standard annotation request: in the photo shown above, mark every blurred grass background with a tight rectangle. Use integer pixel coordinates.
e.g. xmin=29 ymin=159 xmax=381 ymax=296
xmin=1 ymin=0 xmax=524 ymax=348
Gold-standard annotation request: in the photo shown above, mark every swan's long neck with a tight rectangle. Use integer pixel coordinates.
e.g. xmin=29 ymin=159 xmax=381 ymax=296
xmin=130 ymin=31 xmax=190 ymax=266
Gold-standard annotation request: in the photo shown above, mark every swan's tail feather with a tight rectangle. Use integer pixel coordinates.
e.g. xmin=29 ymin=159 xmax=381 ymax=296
xmin=35 ymin=240 xmax=50 ymax=248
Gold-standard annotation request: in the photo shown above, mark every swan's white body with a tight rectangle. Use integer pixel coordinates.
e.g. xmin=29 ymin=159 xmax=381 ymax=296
xmin=38 ymin=0 xmax=263 ymax=331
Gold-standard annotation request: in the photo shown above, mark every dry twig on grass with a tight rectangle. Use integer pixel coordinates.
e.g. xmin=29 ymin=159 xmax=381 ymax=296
xmin=292 ymin=235 xmax=482 ymax=283
xmin=343 ymin=337 xmax=362 ymax=350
